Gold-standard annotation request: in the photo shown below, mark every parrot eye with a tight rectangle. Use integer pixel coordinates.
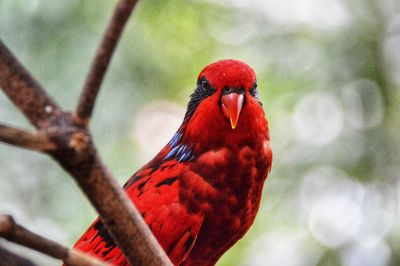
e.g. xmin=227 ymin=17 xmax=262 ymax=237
xmin=200 ymin=76 xmax=213 ymax=94
xmin=249 ymin=81 xmax=259 ymax=98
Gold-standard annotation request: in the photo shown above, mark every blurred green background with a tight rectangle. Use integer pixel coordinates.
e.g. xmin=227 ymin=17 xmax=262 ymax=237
xmin=1 ymin=0 xmax=399 ymax=265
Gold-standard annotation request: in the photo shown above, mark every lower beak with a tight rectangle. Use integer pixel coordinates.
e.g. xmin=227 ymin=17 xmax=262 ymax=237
xmin=221 ymin=93 xmax=244 ymax=129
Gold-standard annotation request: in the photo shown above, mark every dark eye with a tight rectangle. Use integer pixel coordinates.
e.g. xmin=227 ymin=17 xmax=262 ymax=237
xmin=201 ymin=77 xmax=212 ymax=93
xmin=199 ymin=76 xmax=215 ymax=96
xmin=250 ymin=81 xmax=259 ymax=98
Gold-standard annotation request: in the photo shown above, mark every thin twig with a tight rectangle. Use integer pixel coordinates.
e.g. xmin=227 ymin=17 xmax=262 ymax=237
xmin=0 ymin=40 xmax=62 ymax=129
xmin=0 ymin=215 xmax=107 ymax=266
xmin=75 ymin=0 xmax=139 ymax=125
xmin=0 ymin=124 xmax=56 ymax=152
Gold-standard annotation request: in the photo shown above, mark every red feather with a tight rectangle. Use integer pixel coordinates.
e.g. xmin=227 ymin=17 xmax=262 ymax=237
xmin=72 ymin=59 xmax=272 ymax=266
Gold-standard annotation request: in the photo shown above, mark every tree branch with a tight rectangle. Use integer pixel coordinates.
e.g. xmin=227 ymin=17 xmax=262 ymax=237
xmin=0 ymin=215 xmax=107 ymax=266
xmin=0 ymin=40 xmax=62 ymax=129
xmin=0 ymin=124 xmax=55 ymax=152
xmin=48 ymin=129 xmax=172 ymax=266
xmin=0 ymin=246 xmax=37 ymax=266
xmin=75 ymin=0 xmax=139 ymax=125
xmin=0 ymin=0 xmax=173 ymax=265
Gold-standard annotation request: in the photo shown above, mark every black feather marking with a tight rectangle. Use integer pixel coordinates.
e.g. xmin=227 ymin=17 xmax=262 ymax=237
xmin=184 ymin=76 xmax=216 ymax=120
xmin=138 ymin=177 xmax=151 ymax=191
xmin=123 ymin=173 xmax=144 ymax=188
xmin=93 ymin=220 xmax=116 ymax=249
xmin=167 ymin=229 xmax=191 ymax=255
xmin=249 ymin=80 xmax=258 ymax=98
xmin=160 ymin=163 xmax=174 ymax=171
xmin=148 ymin=160 xmax=162 ymax=175
xmin=137 ymin=178 xmax=151 ymax=197
xmin=161 ymin=77 xmax=215 ymax=164
xmin=249 ymin=80 xmax=263 ymax=106
xmin=102 ymin=246 xmax=115 ymax=257
xmin=123 ymin=162 xmax=160 ymax=189
xmin=183 ymin=234 xmax=194 ymax=253
xmin=156 ymin=177 xmax=177 ymax=187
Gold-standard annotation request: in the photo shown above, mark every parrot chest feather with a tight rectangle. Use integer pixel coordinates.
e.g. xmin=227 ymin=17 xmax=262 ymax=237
xmin=180 ymin=142 xmax=270 ymax=265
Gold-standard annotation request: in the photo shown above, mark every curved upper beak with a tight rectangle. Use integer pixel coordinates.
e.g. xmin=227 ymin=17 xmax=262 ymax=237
xmin=221 ymin=92 xmax=244 ymax=129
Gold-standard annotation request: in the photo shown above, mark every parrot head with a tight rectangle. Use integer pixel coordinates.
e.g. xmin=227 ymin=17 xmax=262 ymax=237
xmin=180 ymin=59 xmax=267 ymax=151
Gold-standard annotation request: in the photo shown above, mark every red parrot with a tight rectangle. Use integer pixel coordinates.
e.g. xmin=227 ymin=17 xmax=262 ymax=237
xmin=72 ymin=59 xmax=272 ymax=265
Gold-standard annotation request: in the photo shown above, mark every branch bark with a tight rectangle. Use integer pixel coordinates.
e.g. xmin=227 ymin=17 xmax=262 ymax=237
xmin=48 ymin=130 xmax=172 ymax=266
xmin=0 ymin=215 xmax=107 ymax=266
xmin=0 ymin=124 xmax=55 ymax=152
xmin=0 ymin=0 xmax=173 ymax=265
xmin=0 ymin=40 xmax=62 ymax=129
xmin=75 ymin=0 xmax=139 ymax=125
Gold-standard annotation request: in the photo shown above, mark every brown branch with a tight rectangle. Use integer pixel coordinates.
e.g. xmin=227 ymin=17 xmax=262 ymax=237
xmin=75 ymin=0 xmax=139 ymax=125
xmin=0 ymin=40 xmax=62 ymax=129
xmin=0 ymin=215 xmax=107 ymax=266
xmin=0 ymin=246 xmax=37 ymax=266
xmin=48 ymin=128 xmax=172 ymax=266
xmin=0 ymin=0 xmax=173 ymax=265
xmin=0 ymin=124 xmax=56 ymax=152
xmin=0 ymin=52 xmax=172 ymax=266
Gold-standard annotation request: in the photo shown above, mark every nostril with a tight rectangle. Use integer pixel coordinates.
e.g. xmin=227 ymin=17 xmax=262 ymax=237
xmin=222 ymin=87 xmax=245 ymax=95
xmin=223 ymin=88 xmax=233 ymax=94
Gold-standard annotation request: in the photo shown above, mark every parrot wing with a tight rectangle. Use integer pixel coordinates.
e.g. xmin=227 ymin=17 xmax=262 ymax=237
xmin=73 ymin=158 xmax=204 ymax=265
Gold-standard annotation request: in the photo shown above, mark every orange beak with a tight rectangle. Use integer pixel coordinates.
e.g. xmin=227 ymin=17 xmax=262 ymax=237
xmin=221 ymin=93 xmax=244 ymax=129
